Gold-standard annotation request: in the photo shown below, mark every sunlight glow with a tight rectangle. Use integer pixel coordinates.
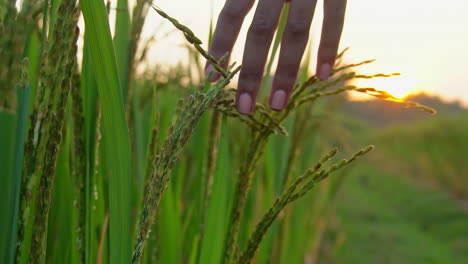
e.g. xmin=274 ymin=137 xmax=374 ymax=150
xmin=350 ymin=75 xmax=423 ymax=100
xmin=134 ymin=0 xmax=468 ymax=105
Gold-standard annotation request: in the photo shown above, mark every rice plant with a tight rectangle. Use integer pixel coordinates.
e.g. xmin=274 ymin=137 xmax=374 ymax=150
xmin=0 ymin=1 xmax=435 ymax=264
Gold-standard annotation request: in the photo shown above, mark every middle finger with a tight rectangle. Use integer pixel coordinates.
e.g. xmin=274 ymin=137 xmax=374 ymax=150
xmin=236 ymin=0 xmax=285 ymax=114
xmin=270 ymin=0 xmax=318 ymax=110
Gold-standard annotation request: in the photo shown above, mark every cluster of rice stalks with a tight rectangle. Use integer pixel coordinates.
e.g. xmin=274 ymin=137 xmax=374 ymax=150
xmin=0 ymin=1 xmax=434 ymax=264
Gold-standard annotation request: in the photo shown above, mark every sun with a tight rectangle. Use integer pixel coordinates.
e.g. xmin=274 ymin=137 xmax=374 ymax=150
xmin=350 ymin=75 xmax=422 ymax=100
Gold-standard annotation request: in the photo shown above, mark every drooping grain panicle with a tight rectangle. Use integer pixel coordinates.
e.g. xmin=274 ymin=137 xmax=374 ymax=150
xmin=236 ymin=146 xmax=374 ymax=264
xmin=30 ymin=16 xmax=81 ymax=264
xmin=287 ymin=68 xmax=435 ymax=115
xmin=213 ymin=91 xmax=288 ymax=136
xmin=132 ymin=65 xmax=241 ymax=264
xmin=132 ymin=8 xmax=245 ymax=262
xmin=290 ymin=145 xmax=375 ymax=201
xmin=147 ymin=1 xmax=228 ymax=79
xmin=15 ymin=0 xmax=81 ymax=262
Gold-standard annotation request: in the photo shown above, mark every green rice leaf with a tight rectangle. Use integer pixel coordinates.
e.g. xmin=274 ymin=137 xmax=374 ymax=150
xmin=114 ymin=0 xmax=131 ymax=101
xmin=80 ymin=1 xmax=132 ymax=263
xmin=5 ymin=83 xmax=31 ymax=264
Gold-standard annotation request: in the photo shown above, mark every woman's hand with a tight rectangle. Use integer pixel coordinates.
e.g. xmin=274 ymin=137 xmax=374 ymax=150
xmin=205 ymin=0 xmax=347 ymax=114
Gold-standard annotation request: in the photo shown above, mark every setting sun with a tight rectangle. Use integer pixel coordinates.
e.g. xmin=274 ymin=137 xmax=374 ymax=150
xmin=350 ymin=75 xmax=422 ymax=100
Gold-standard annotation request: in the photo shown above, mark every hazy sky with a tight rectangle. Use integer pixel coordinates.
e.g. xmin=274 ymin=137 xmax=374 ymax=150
xmin=127 ymin=0 xmax=468 ymax=105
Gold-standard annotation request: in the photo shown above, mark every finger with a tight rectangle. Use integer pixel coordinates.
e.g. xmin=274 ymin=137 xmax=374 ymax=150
xmin=236 ymin=0 xmax=285 ymax=114
xmin=316 ymin=0 xmax=347 ymax=81
xmin=269 ymin=0 xmax=318 ymax=110
xmin=205 ymin=0 xmax=255 ymax=82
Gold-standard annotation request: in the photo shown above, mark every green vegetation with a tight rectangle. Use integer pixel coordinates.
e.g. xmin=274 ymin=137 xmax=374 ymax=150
xmin=375 ymin=115 xmax=468 ymax=197
xmin=1 ymin=1 xmax=466 ymax=264
xmin=333 ymin=164 xmax=468 ymax=264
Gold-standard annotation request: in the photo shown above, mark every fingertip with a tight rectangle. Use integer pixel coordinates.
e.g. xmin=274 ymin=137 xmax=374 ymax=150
xmin=236 ymin=92 xmax=255 ymax=115
xmin=269 ymin=90 xmax=288 ymax=111
xmin=317 ymin=63 xmax=331 ymax=81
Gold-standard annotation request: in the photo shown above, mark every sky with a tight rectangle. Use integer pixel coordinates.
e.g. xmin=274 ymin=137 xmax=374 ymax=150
xmin=125 ymin=0 xmax=468 ymax=105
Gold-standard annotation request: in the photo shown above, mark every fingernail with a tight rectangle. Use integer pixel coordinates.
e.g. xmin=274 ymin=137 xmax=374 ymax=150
xmin=205 ymin=64 xmax=221 ymax=82
xmin=318 ymin=63 xmax=331 ymax=81
xmin=237 ymin=93 xmax=253 ymax=114
xmin=270 ymin=90 xmax=287 ymax=110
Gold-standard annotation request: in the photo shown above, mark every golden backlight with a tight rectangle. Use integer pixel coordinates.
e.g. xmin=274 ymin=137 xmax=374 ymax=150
xmin=350 ymin=75 xmax=422 ymax=100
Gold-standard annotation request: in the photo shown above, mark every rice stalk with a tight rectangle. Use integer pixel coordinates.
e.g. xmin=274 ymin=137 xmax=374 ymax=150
xmin=134 ymin=6 xmax=435 ymax=264
xmin=147 ymin=1 xmax=228 ymax=78
xmin=71 ymin=63 xmax=86 ymax=263
xmin=224 ymin=132 xmax=269 ymax=263
xmin=236 ymin=146 xmax=374 ymax=264
xmin=223 ymin=52 xmax=434 ymax=263
xmin=132 ymin=67 xmax=241 ymax=263
xmin=297 ymin=85 xmax=436 ymax=114
xmin=15 ymin=2 xmax=80 ymax=261
xmin=202 ymin=112 xmax=222 ymax=214
xmin=126 ymin=0 xmax=150 ymax=110
xmin=197 ymin=110 xmax=222 ymax=259
xmin=132 ymin=7 xmax=245 ymax=262
xmin=30 ymin=20 xmax=80 ymax=264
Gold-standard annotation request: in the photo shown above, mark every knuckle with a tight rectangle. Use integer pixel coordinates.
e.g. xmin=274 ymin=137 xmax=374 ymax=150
xmin=249 ymin=14 xmax=276 ymax=38
xmin=222 ymin=0 xmax=254 ymax=20
xmin=220 ymin=7 xmax=244 ymax=21
xmin=286 ymin=16 xmax=310 ymax=36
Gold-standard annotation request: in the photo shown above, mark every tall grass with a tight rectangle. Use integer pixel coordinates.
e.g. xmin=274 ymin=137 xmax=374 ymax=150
xmin=0 ymin=1 xmax=434 ymax=264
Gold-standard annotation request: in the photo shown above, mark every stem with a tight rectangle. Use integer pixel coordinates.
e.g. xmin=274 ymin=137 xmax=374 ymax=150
xmin=71 ymin=68 xmax=86 ymax=263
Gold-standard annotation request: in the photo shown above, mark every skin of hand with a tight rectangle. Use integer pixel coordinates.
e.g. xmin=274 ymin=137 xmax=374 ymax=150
xmin=205 ymin=0 xmax=347 ymax=114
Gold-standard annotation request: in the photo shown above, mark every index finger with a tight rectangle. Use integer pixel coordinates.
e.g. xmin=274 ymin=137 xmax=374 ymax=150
xmin=205 ymin=0 xmax=255 ymax=82
xmin=236 ymin=0 xmax=285 ymax=114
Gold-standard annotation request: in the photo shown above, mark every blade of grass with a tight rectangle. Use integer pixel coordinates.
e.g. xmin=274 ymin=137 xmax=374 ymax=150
xmin=114 ymin=0 xmax=131 ymax=102
xmin=45 ymin=114 xmax=79 ymax=264
xmin=5 ymin=65 xmax=31 ymax=264
xmin=80 ymin=26 xmax=99 ymax=264
xmin=157 ymin=184 xmax=182 ymax=264
xmin=198 ymin=118 xmax=233 ymax=264
xmin=0 ymin=113 xmax=15 ymax=264
xmin=80 ymin=1 xmax=132 ymax=263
